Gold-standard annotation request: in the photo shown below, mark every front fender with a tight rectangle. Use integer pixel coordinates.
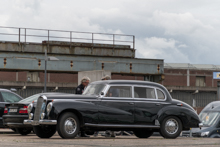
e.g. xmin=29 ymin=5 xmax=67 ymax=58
xmin=49 ymin=100 xmax=99 ymax=124
xmin=157 ymin=105 xmax=200 ymax=130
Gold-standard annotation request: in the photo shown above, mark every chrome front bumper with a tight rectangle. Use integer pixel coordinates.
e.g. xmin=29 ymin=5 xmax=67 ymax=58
xmin=24 ymin=119 xmax=57 ymax=126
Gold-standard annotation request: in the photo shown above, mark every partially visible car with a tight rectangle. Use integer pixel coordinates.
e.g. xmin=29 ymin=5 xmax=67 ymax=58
xmin=0 ymin=88 xmax=23 ymax=127
xmin=182 ymin=101 xmax=220 ymax=138
xmin=3 ymin=93 xmax=73 ymax=135
xmin=24 ymin=80 xmax=202 ymax=139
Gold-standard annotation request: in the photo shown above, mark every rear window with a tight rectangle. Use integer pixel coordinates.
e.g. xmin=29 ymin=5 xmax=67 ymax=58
xmin=19 ymin=94 xmax=40 ymax=103
xmin=1 ymin=91 xmax=22 ymax=103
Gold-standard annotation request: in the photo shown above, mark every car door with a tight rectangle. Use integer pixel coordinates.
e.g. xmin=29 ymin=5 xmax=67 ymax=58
xmin=134 ymin=86 xmax=166 ymax=125
xmin=98 ymin=85 xmax=134 ymax=124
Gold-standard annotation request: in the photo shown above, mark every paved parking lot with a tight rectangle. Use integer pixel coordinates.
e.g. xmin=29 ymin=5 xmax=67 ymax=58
xmin=0 ymin=129 xmax=220 ymax=147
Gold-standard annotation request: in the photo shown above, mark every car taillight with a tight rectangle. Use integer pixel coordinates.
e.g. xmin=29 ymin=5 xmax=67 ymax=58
xmin=19 ymin=106 xmax=28 ymax=113
xmin=4 ymin=107 xmax=8 ymax=114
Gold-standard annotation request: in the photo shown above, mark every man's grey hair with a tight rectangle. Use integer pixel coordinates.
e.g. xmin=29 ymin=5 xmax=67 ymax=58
xmin=81 ymin=76 xmax=90 ymax=83
xmin=101 ymin=75 xmax=111 ymax=80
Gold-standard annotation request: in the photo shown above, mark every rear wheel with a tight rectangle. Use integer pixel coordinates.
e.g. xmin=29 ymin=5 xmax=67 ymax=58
xmin=160 ymin=116 xmax=182 ymax=139
xmin=134 ymin=129 xmax=153 ymax=138
xmin=16 ymin=128 xmax=32 ymax=135
xmin=33 ymin=125 xmax=56 ymax=138
xmin=57 ymin=112 xmax=80 ymax=139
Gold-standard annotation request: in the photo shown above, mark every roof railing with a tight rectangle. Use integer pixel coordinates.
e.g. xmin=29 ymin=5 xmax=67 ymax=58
xmin=0 ymin=26 xmax=135 ymax=49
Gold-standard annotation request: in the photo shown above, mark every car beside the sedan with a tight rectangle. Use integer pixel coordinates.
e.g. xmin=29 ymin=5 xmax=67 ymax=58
xmin=3 ymin=93 xmax=73 ymax=135
xmin=182 ymin=101 xmax=220 ymax=138
xmin=0 ymin=89 xmax=23 ymax=128
xmin=24 ymin=80 xmax=202 ymax=139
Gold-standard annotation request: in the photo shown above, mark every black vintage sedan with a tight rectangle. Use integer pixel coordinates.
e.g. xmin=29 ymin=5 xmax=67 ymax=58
xmin=24 ymin=80 xmax=202 ymax=139
xmin=3 ymin=93 xmax=72 ymax=135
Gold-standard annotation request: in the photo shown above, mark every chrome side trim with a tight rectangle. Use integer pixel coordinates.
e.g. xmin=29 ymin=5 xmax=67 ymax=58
xmin=23 ymin=119 xmax=57 ymax=125
xmin=84 ymin=123 xmax=160 ymax=128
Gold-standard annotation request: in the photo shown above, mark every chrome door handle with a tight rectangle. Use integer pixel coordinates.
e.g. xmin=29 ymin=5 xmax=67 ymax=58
xmin=129 ymin=102 xmax=134 ymax=105
xmin=155 ymin=103 xmax=161 ymax=106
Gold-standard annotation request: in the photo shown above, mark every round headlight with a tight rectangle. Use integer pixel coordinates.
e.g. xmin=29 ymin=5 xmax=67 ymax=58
xmin=29 ymin=113 xmax=33 ymax=120
xmin=27 ymin=103 xmax=33 ymax=114
xmin=46 ymin=102 xmax=53 ymax=115
xmin=201 ymin=131 xmax=209 ymax=137
xmin=41 ymin=113 xmax=45 ymax=120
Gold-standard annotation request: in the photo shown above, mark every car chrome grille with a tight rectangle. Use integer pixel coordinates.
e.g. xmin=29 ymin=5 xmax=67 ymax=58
xmin=33 ymin=96 xmax=47 ymax=121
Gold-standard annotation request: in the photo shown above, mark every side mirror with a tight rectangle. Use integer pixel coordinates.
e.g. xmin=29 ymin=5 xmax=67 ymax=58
xmin=100 ymin=92 xmax=104 ymax=95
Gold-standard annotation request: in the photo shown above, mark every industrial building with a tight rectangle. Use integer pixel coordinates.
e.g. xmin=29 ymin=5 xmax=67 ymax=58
xmin=163 ymin=63 xmax=220 ymax=112
xmin=0 ymin=26 xmax=164 ymax=97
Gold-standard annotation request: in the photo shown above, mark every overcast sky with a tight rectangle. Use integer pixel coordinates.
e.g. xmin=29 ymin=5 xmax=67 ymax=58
xmin=1 ymin=0 xmax=220 ymax=64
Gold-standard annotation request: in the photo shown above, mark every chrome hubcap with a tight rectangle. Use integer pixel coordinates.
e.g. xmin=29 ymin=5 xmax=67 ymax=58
xmin=165 ymin=119 xmax=179 ymax=135
xmin=64 ymin=117 xmax=77 ymax=134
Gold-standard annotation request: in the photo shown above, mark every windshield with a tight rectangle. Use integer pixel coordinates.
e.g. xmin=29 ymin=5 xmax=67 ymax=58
xmin=19 ymin=94 xmax=41 ymax=103
xmin=199 ymin=111 xmax=220 ymax=127
xmin=83 ymin=84 xmax=105 ymax=95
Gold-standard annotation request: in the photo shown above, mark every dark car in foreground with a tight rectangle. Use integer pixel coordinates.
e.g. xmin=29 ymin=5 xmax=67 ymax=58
xmin=182 ymin=101 xmax=220 ymax=138
xmin=3 ymin=93 xmax=72 ymax=135
xmin=0 ymin=89 xmax=22 ymax=127
xmin=24 ymin=80 xmax=202 ymax=139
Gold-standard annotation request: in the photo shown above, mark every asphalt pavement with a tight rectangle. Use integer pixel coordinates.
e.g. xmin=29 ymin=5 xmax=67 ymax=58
xmin=0 ymin=129 xmax=220 ymax=147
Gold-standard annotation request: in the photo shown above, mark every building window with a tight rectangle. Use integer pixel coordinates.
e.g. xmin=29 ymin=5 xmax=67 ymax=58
xmin=196 ymin=76 xmax=206 ymax=87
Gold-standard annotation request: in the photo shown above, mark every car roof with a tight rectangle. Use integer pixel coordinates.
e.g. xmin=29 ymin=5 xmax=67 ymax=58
xmin=91 ymin=80 xmax=165 ymax=89
xmin=0 ymin=88 xmax=14 ymax=92
xmin=202 ymin=101 xmax=220 ymax=112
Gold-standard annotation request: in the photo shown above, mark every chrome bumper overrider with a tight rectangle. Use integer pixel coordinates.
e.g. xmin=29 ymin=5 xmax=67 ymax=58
xmin=199 ymin=123 xmax=203 ymax=128
xmin=24 ymin=119 xmax=57 ymax=125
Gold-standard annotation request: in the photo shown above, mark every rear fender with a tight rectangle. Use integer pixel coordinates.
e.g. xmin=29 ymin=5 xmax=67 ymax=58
xmin=157 ymin=105 xmax=200 ymax=129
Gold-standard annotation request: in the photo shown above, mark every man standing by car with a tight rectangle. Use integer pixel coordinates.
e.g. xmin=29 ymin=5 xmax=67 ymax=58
xmin=75 ymin=76 xmax=90 ymax=94
xmin=75 ymin=76 xmax=90 ymax=137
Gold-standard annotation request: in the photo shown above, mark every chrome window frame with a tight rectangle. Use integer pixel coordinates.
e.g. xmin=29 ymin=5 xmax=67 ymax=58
xmin=102 ymin=84 xmax=133 ymax=99
xmin=101 ymin=84 xmax=167 ymax=101
xmin=133 ymin=85 xmax=167 ymax=101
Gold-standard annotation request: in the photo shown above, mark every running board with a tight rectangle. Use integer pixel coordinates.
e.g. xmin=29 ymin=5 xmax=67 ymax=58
xmin=85 ymin=123 xmax=160 ymax=128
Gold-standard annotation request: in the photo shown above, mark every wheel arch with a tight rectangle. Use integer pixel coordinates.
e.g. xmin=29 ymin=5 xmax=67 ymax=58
xmin=58 ymin=109 xmax=84 ymax=127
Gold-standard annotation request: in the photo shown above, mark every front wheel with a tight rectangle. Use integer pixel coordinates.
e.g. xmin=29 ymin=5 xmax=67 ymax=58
xmin=160 ymin=116 xmax=182 ymax=139
xmin=33 ymin=125 xmax=56 ymax=138
xmin=16 ymin=128 xmax=32 ymax=135
xmin=57 ymin=112 xmax=80 ymax=139
xmin=134 ymin=129 xmax=153 ymax=138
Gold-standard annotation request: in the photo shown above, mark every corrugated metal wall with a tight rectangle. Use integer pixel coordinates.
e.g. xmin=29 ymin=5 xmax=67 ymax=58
xmin=170 ymin=91 xmax=217 ymax=107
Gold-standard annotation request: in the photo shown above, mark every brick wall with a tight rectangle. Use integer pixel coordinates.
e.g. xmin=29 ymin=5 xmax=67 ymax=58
xmin=164 ymin=68 xmax=220 ymax=87
xmin=0 ymin=71 xmax=16 ymax=81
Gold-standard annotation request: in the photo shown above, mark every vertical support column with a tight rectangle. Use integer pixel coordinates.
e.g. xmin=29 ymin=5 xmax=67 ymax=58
xmin=18 ymin=28 xmax=20 ymax=46
xmin=187 ymin=69 xmax=190 ymax=86
xmin=44 ymin=30 xmax=49 ymax=92
xmin=16 ymin=72 xmax=18 ymax=82
xmin=133 ymin=35 xmax=135 ymax=49
xmin=25 ymin=28 xmax=26 ymax=44
xmin=70 ymin=31 xmax=72 ymax=49
xmin=217 ymin=81 xmax=220 ymax=100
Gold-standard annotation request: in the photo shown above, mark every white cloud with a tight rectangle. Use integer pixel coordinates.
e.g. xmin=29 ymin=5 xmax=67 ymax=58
xmin=136 ymin=37 xmax=190 ymax=63
xmin=0 ymin=0 xmax=220 ymax=64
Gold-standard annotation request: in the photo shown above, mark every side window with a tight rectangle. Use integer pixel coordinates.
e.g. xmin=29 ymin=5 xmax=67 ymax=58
xmin=157 ymin=89 xmax=165 ymax=100
xmin=1 ymin=91 xmax=21 ymax=103
xmin=105 ymin=86 xmax=131 ymax=98
xmin=134 ymin=87 xmax=156 ymax=99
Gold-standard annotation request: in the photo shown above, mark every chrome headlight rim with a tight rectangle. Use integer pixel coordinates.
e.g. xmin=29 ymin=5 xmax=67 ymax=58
xmin=27 ymin=103 xmax=33 ymax=114
xmin=29 ymin=113 xmax=33 ymax=120
xmin=46 ymin=102 xmax=53 ymax=115
xmin=41 ymin=113 xmax=45 ymax=120
xmin=200 ymin=131 xmax=209 ymax=137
